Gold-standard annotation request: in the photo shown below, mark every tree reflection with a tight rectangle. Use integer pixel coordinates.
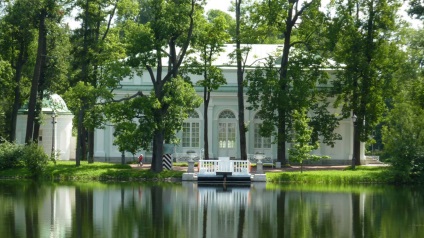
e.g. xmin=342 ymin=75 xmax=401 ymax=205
xmin=73 ymin=187 xmax=94 ymax=238
xmin=0 ymin=182 xmax=424 ymax=237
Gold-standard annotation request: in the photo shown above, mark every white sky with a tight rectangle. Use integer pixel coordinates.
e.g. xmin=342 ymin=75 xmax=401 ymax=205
xmin=205 ymin=0 xmax=233 ymax=13
xmin=65 ymin=1 xmax=420 ymax=30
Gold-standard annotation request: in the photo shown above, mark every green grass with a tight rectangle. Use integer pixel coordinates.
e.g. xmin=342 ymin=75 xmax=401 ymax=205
xmin=266 ymin=166 xmax=395 ymax=184
xmin=0 ymin=161 xmax=184 ymax=182
xmin=0 ymin=161 xmax=403 ymax=184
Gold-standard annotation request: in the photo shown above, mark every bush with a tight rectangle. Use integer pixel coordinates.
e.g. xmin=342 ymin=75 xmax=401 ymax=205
xmin=21 ymin=143 xmax=49 ymax=177
xmin=0 ymin=141 xmax=24 ymax=169
xmin=382 ymin=102 xmax=424 ymax=183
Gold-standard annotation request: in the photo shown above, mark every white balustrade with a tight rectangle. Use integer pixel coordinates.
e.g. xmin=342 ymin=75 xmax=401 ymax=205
xmin=198 ymin=159 xmax=250 ymax=176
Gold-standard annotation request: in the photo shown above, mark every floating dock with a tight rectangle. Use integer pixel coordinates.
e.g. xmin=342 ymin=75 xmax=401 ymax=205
xmin=182 ymin=157 xmax=266 ymax=182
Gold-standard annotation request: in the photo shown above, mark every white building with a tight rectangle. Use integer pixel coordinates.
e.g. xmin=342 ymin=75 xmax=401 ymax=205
xmin=16 ymin=94 xmax=74 ymax=160
xmin=94 ymin=44 xmax=365 ymax=165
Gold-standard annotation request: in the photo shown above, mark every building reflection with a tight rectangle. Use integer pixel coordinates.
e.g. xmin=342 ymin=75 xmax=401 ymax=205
xmin=1 ymin=182 xmax=424 ymax=237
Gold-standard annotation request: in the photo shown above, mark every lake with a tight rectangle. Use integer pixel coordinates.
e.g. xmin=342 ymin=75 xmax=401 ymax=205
xmin=0 ymin=181 xmax=423 ymax=238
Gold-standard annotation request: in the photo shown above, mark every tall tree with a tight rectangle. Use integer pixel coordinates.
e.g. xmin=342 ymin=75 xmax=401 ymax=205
xmin=382 ymin=27 xmax=424 ymax=182
xmin=106 ymin=0 xmax=203 ymax=172
xmin=331 ymin=0 xmax=402 ymax=167
xmin=68 ymin=0 xmax=123 ymax=165
xmin=24 ymin=0 xmax=69 ymax=143
xmin=0 ymin=0 xmax=35 ymax=142
xmin=235 ymin=0 xmax=249 ymax=161
xmin=247 ymin=0 xmax=339 ymax=165
xmin=183 ymin=12 xmax=230 ymax=159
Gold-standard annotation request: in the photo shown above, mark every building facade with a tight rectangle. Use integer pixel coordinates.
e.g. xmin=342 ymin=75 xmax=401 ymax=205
xmin=94 ymin=45 xmax=365 ymax=164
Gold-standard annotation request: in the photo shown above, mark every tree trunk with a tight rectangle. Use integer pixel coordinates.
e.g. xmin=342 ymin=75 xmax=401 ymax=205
xmin=75 ymin=109 xmax=84 ymax=166
xmin=32 ymin=94 xmax=43 ymax=143
xmin=33 ymin=41 xmax=47 ymax=143
xmin=88 ymin=130 xmax=94 ymax=163
xmin=25 ymin=10 xmax=46 ymax=144
xmin=276 ymin=5 xmax=294 ymax=165
xmin=203 ymin=89 xmax=210 ymax=160
xmin=10 ymin=47 xmax=26 ymax=142
xmin=277 ymin=113 xmax=287 ymax=165
xmin=353 ymin=119 xmax=361 ymax=167
xmin=152 ymin=128 xmax=164 ymax=173
xmin=235 ymin=0 xmax=247 ymax=160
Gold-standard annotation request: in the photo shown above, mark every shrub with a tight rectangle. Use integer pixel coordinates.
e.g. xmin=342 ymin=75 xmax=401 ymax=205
xmin=0 ymin=141 xmax=24 ymax=169
xmin=382 ymin=102 xmax=424 ymax=183
xmin=21 ymin=143 xmax=49 ymax=177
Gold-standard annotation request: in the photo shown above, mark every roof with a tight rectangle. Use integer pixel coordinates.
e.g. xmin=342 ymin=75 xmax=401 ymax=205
xmin=18 ymin=94 xmax=72 ymax=114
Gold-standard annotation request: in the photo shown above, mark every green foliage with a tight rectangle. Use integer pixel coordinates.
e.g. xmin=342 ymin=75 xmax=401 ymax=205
xmin=0 ymin=141 xmax=24 ymax=170
xmin=206 ymin=10 xmax=235 ymax=42
xmin=382 ymin=102 xmax=424 ymax=183
xmin=107 ymin=0 xmax=204 ymax=172
xmin=0 ymin=59 xmax=13 ymax=138
xmin=21 ymin=143 xmax=49 ymax=177
xmin=330 ymin=0 xmax=402 ymax=141
xmin=247 ymin=54 xmax=339 ymax=146
xmin=289 ymin=109 xmax=328 ymax=165
xmin=408 ymin=0 xmax=424 ymax=20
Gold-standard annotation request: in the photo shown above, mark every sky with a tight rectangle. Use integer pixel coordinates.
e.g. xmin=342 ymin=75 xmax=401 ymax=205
xmin=205 ymin=0 xmax=233 ymax=14
xmin=65 ymin=1 xmax=420 ymax=30
xmin=204 ymin=0 xmax=420 ymax=28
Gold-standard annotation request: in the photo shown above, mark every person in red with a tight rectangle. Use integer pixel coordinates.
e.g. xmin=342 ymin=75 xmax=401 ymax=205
xmin=138 ymin=154 xmax=143 ymax=167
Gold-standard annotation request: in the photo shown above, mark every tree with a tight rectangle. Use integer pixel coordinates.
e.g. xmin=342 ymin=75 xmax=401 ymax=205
xmin=247 ymin=0 xmax=339 ymax=165
xmin=0 ymin=58 xmax=13 ymax=139
xmin=22 ymin=0 xmax=72 ymax=144
xmin=382 ymin=27 xmax=424 ymax=182
xmin=289 ymin=109 xmax=329 ymax=173
xmin=106 ymin=0 xmax=203 ymax=172
xmin=183 ymin=12 xmax=230 ymax=159
xmin=234 ymin=0 xmax=252 ymax=161
xmin=331 ymin=0 xmax=402 ymax=167
xmin=206 ymin=9 xmax=236 ymax=43
xmin=0 ymin=0 xmax=36 ymax=142
xmin=67 ymin=0 xmax=125 ymax=165
xmin=382 ymin=101 xmax=424 ymax=182
xmin=408 ymin=0 xmax=424 ymax=20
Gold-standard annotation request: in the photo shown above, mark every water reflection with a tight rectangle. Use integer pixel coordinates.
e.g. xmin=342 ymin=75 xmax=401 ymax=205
xmin=0 ymin=181 xmax=423 ymax=238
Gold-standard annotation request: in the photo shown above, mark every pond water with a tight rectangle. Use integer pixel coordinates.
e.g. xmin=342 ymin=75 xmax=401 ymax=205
xmin=0 ymin=180 xmax=423 ymax=238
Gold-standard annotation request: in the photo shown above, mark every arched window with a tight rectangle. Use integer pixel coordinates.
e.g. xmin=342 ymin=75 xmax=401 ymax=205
xmin=219 ymin=110 xmax=236 ymax=119
xmin=182 ymin=111 xmax=200 ymax=148
xmin=188 ymin=111 xmax=199 ymax=118
xmin=254 ymin=114 xmax=271 ymax=149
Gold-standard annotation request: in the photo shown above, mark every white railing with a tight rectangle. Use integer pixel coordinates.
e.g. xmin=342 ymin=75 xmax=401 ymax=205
xmin=198 ymin=158 xmax=250 ymax=176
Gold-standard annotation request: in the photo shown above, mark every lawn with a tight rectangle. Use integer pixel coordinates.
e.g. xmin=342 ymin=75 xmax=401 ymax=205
xmin=266 ymin=166 xmax=395 ymax=184
xmin=0 ymin=161 xmax=399 ymax=184
xmin=0 ymin=161 xmax=184 ymax=181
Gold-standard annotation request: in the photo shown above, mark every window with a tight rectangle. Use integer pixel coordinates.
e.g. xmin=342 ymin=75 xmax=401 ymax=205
xmin=219 ymin=110 xmax=236 ymax=119
xmin=182 ymin=111 xmax=200 ymax=148
xmin=254 ymin=114 xmax=271 ymax=149
xmin=218 ymin=110 xmax=236 ymax=149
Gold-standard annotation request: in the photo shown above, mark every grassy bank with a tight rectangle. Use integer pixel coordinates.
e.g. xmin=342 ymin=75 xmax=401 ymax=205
xmin=266 ymin=166 xmax=395 ymax=184
xmin=0 ymin=161 xmax=184 ymax=181
xmin=0 ymin=161 xmax=399 ymax=184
